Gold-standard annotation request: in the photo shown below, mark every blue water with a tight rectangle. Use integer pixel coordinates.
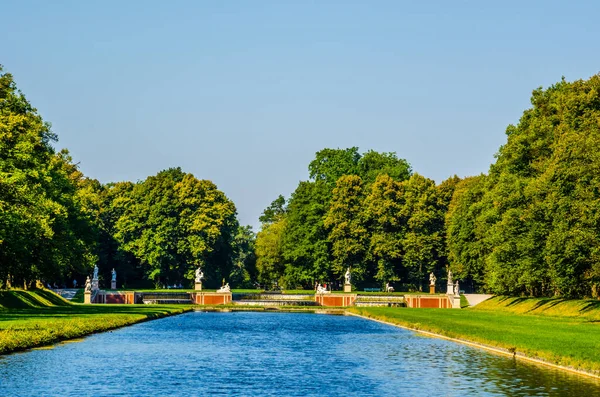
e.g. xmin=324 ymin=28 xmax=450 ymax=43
xmin=1 ymin=311 xmax=598 ymax=396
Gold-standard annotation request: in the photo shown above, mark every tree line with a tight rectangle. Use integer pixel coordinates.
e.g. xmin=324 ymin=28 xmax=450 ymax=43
xmin=256 ymin=74 xmax=600 ymax=298
xmin=3 ymin=64 xmax=600 ymax=298
xmin=255 ymin=148 xmax=458 ymax=291
xmin=0 ymin=66 xmax=256 ymax=289
xmin=447 ymin=75 xmax=600 ymax=298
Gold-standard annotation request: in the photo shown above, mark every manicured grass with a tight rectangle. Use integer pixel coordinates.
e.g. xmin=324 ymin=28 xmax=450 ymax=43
xmin=0 ymin=289 xmax=71 ymax=309
xmin=475 ymin=296 xmax=600 ymax=321
xmin=349 ymin=302 xmax=600 ymax=374
xmin=0 ymin=290 xmax=192 ymax=355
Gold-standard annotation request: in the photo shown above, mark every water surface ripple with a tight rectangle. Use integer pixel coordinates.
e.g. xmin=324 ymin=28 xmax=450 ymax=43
xmin=1 ymin=311 xmax=598 ymax=396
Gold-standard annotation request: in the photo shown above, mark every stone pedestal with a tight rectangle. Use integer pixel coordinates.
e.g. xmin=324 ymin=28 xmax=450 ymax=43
xmin=453 ymin=294 xmax=461 ymax=309
xmin=195 ymin=282 xmax=203 ymax=291
xmin=92 ymin=278 xmax=99 ymax=291
xmin=344 ymin=284 xmax=352 ymax=293
xmin=447 ymin=283 xmax=454 ymax=295
xmin=429 ymin=285 xmax=435 ymax=294
xmin=111 ymin=280 xmax=116 ymax=290
xmin=84 ymin=291 xmax=92 ymax=304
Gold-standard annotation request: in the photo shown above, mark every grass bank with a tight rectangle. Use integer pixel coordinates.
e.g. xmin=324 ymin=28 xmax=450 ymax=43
xmin=0 ymin=290 xmax=192 ymax=355
xmin=349 ymin=298 xmax=600 ymax=376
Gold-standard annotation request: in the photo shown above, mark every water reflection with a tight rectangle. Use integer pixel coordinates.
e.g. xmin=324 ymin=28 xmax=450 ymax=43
xmin=0 ymin=312 xmax=598 ymax=396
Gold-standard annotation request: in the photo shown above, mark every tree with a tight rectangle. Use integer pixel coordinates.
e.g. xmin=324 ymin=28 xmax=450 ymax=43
xmin=114 ymin=168 xmax=238 ymax=288
xmin=255 ymin=218 xmax=286 ymax=286
xmin=308 ymin=147 xmax=361 ymax=187
xmin=324 ymin=175 xmax=368 ymax=282
xmin=281 ymin=181 xmax=331 ymax=287
xmin=363 ymin=174 xmax=406 ymax=285
xmin=400 ymin=174 xmax=446 ymax=291
xmin=357 ymin=150 xmax=412 ymax=184
xmin=0 ymin=66 xmax=98 ymax=287
xmin=229 ymin=225 xmax=257 ymax=288
xmin=259 ymin=195 xmax=286 ymax=224
xmin=97 ymin=181 xmax=142 ymax=288
xmin=446 ymin=175 xmax=488 ymax=290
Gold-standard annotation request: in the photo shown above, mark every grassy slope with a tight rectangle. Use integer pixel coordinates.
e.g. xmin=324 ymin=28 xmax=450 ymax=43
xmin=0 ymin=290 xmax=192 ymax=355
xmin=350 ymin=296 xmax=600 ymax=374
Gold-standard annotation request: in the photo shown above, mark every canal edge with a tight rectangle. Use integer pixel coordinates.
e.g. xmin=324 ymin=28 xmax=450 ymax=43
xmin=345 ymin=311 xmax=600 ymax=381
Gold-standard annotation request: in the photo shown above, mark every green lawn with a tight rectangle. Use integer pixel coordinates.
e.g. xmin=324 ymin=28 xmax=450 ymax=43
xmin=0 ymin=290 xmax=192 ymax=355
xmin=350 ymin=301 xmax=600 ymax=374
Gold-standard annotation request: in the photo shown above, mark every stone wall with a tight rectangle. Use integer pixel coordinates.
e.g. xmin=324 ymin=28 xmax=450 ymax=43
xmin=404 ymin=295 xmax=452 ymax=308
xmin=315 ymin=294 xmax=357 ymax=307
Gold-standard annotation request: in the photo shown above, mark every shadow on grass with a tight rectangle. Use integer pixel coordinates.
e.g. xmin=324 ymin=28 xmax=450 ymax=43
xmin=526 ymin=298 xmax=568 ymax=313
xmin=0 ymin=290 xmax=58 ymax=309
xmin=579 ymin=300 xmax=600 ymax=313
xmin=503 ymin=297 xmax=528 ymax=307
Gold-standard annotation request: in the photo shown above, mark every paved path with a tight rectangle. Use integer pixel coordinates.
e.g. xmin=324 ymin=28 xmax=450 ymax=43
xmin=52 ymin=288 xmax=79 ymax=300
xmin=463 ymin=294 xmax=493 ymax=307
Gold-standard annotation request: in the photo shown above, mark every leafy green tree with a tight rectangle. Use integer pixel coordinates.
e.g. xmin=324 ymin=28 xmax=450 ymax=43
xmin=281 ymin=181 xmax=331 ymax=287
xmin=255 ymin=218 xmax=286 ymax=286
xmin=97 ymin=181 xmax=142 ymax=288
xmin=363 ymin=174 xmax=406 ymax=285
xmin=446 ymin=175 xmax=488 ymax=289
xmin=259 ymin=195 xmax=286 ymax=224
xmin=0 ymin=67 xmax=97 ymax=287
xmin=400 ymin=174 xmax=446 ymax=291
xmin=324 ymin=175 xmax=368 ymax=282
xmin=357 ymin=150 xmax=412 ymax=184
xmin=229 ymin=225 xmax=257 ymax=288
xmin=454 ymin=74 xmax=600 ymax=298
xmin=308 ymin=147 xmax=361 ymax=187
xmin=114 ymin=168 xmax=238 ymax=288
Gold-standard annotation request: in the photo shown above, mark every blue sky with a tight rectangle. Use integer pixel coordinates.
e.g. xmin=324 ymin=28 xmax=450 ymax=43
xmin=3 ymin=1 xmax=600 ymax=228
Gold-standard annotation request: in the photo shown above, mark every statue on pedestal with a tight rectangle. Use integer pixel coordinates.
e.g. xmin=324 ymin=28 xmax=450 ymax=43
xmin=429 ymin=271 xmax=437 ymax=294
xmin=454 ymin=280 xmax=460 ymax=296
xmin=446 ymin=269 xmax=454 ymax=295
xmin=93 ymin=265 xmax=99 ymax=281
xmin=85 ymin=276 xmax=92 ymax=293
xmin=344 ymin=267 xmax=351 ymax=285
xmin=111 ymin=268 xmax=117 ymax=282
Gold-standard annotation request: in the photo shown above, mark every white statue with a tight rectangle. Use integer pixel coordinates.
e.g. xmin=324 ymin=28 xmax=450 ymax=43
xmin=195 ymin=267 xmax=204 ymax=283
xmin=447 ymin=269 xmax=453 ymax=285
xmin=111 ymin=268 xmax=117 ymax=282
xmin=454 ymin=280 xmax=460 ymax=295
xmin=84 ymin=276 xmax=92 ymax=292
xmin=93 ymin=265 xmax=99 ymax=280
xmin=316 ymin=284 xmax=330 ymax=294
xmin=386 ymin=282 xmax=394 ymax=293
xmin=217 ymin=283 xmax=230 ymax=293
xmin=429 ymin=272 xmax=437 ymax=286
xmin=344 ymin=267 xmax=351 ymax=285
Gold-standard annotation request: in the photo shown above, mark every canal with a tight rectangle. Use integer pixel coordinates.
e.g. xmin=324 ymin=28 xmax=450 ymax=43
xmin=1 ymin=311 xmax=598 ymax=396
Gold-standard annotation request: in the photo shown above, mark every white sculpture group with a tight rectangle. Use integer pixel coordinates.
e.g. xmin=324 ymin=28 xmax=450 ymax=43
xmin=316 ymin=284 xmax=330 ymax=294
xmin=217 ymin=283 xmax=230 ymax=293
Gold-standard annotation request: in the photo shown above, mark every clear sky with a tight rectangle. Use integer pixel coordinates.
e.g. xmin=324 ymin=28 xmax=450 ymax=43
xmin=2 ymin=1 xmax=600 ymax=228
